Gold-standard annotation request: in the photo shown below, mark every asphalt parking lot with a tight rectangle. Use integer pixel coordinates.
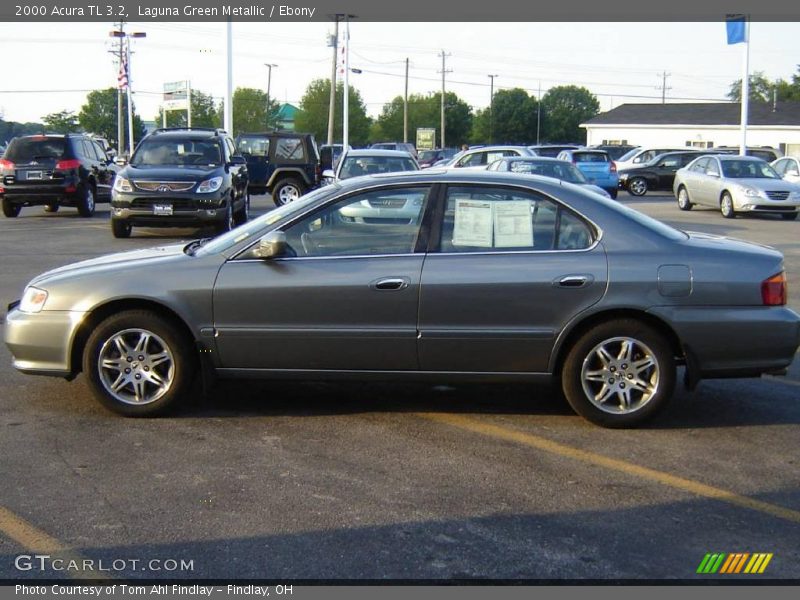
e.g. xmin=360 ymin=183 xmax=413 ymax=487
xmin=0 ymin=191 xmax=798 ymax=581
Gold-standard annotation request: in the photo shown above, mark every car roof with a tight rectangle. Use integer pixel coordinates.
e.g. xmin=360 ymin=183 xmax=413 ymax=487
xmin=497 ymin=156 xmax=571 ymax=164
xmin=149 ymin=129 xmax=224 ymax=140
xmin=344 ymin=149 xmax=415 ymax=157
xmin=716 ymin=154 xmax=765 ymax=162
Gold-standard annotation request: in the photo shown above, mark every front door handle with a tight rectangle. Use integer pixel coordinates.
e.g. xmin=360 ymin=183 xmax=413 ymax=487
xmin=371 ymin=277 xmax=409 ymax=291
xmin=555 ymin=275 xmax=592 ymax=288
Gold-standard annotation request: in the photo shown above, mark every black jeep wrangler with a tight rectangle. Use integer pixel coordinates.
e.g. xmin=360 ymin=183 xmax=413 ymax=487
xmin=235 ymin=131 xmax=320 ymax=206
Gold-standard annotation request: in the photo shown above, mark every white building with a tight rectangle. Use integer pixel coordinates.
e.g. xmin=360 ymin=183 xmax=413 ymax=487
xmin=582 ymin=102 xmax=800 ymax=157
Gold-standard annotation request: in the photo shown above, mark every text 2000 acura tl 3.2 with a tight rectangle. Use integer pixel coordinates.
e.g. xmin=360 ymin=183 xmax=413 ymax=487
xmin=5 ymin=170 xmax=800 ymax=427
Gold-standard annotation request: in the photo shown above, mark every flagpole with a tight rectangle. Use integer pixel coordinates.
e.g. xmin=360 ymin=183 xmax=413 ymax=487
xmin=739 ymin=18 xmax=750 ymax=156
xmin=126 ymin=38 xmax=134 ymax=156
xmin=343 ymin=15 xmax=350 ymax=152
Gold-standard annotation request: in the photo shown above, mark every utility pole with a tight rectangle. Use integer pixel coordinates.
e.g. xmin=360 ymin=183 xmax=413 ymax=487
xmin=326 ymin=15 xmax=341 ymax=146
xmin=108 ymin=21 xmax=125 ymax=152
xmin=343 ymin=15 xmax=351 ymax=151
xmin=403 ymin=57 xmax=409 ymax=144
xmin=656 ymin=71 xmax=672 ymax=104
xmin=536 ymin=80 xmax=542 ymax=145
xmin=438 ymin=50 xmax=452 ymax=149
xmin=224 ymin=20 xmax=233 ymax=134
xmin=488 ymin=74 xmax=498 ymax=144
xmin=264 ymin=63 xmax=277 ymax=129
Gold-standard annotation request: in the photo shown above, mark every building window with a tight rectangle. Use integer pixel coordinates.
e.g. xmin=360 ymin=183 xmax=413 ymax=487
xmin=686 ymin=141 xmax=714 ymax=149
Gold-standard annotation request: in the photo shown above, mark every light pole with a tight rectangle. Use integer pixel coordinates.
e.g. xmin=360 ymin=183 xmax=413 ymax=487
xmin=109 ymin=26 xmax=145 ymax=155
xmin=488 ymin=74 xmax=498 ymax=144
xmin=264 ymin=63 xmax=278 ymax=129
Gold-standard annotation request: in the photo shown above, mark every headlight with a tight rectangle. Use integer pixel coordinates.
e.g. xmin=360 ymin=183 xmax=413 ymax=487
xmin=19 ymin=286 xmax=48 ymax=313
xmin=197 ymin=176 xmax=223 ymax=193
xmin=739 ymin=186 xmax=760 ymax=197
xmin=113 ymin=176 xmax=132 ymax=193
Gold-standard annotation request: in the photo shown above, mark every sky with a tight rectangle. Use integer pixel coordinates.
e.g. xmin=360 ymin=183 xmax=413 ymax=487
xmin=1 ymin=21 xmax=799 ymax=125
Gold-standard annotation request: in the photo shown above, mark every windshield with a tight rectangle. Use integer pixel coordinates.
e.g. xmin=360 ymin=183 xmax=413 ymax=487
xmin=617 ymin=148 xmax=641 ymax=162
xmin=721 ymin=160 xmax=780 ymax=179
xmin=6 ymin=137 xmax=65 ymax=161
xmin=339 ymin=155 xmax=418 ymax=179
xmin=131 ymin=138 xmax=223 ymax=167
xmin=196 ymin=185 xmax=341 ymax=256
xmin=508 ymin=160 xmax=588 ymax=184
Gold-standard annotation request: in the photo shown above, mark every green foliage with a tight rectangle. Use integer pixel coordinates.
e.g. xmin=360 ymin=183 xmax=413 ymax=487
xmin=231 ymin=87 xmax=282 ymax=135
xmin=155 ymin=90 xmax=221 ymax=129
xmin=374 ymin=91 xmax=472 ymax=148
xmin=0 ymin=119 xmax=44 ymax=145
xmin=42 ymin=110 xmax=80 ymax=134
xmin=77 ymin=88 xmax=146 ymax=152
xmin=471 ymin=88 xmax=539 ymax=145
xmin=540 ymin=85 xmax=599 ymax=143
xmin=728 ymin=66 xmax=800 ymax=102
xmin=294 ymin=79 xmax=372 ymax=147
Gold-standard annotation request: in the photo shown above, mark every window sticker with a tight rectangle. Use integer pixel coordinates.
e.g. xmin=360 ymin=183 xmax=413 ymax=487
xmin=452 ymin=198 xmax=493 ymax=247
xmin=494 ymin=200 xmax=533 ymax=248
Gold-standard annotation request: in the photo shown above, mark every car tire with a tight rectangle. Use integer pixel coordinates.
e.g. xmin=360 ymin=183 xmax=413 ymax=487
xmin=217 ymin=201 xmax=235 ymax=234
xmin=234 ymin=191 xmax=250 ymax=225
xmin=720 ymin=192 xmax=736 ymax=219
xmin=111 ymin=219 xmax=132 ymax=238
xmin=677 ymin=186 xmax=693 ymax=211
xmin=77 ymin=184 xmax=96 ymax=217
xmin=561 ymin=319 xmax=676 ymax=428
xmin=2 ymin=198 xmax=21 ymax=218
xmin=780 ymin=212 xmax=798 ymax=221
xmin=82 ymin=310 xmax=196 ymax=417
xmin=608 ymin=188 xmax=618 ymax=199
xmin=44 ymin=203 xmax=60 ymax=213
xmin=627 ymin=177 xmax=648 ymax=196
xmin=272 ymin=178 xmax=305 ymax=206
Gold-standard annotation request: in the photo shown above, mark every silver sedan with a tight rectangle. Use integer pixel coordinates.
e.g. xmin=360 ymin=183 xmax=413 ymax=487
xmin=673 ymin=154 xmax=800 ymax=220
xmin=5 ymin=170 xmax=800 ymax=427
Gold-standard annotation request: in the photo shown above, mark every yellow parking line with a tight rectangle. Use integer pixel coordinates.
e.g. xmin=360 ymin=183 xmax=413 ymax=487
xmin=420 ymin=413 xmax=800 ymax=524
xmin=0 ymin=505 xmax=110 ymax=580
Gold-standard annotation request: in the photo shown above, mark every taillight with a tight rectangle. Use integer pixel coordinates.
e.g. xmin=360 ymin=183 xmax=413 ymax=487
xmin=761 ymin=272 xmax=787 ymax=306
xmin=610 ymin=161 xmax=617 ymax=173
xmin=0 ymin=158 xmax=14 ymax=170
xmin=55 ymin=159 xmax=81 ymax=170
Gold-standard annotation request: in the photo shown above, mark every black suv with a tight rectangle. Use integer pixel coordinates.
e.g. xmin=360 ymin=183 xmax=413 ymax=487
xmin=110 ymin=128 xmax=249 ymax=238
xmin=235 ymin=131 xmax=320 ymax=206
xmin=1 ymin=133 xmax=117 ymax=218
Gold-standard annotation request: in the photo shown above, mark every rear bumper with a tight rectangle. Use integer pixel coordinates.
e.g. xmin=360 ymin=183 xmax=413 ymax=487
xmin=648 ymin=305 xmax=800 ymax=377
xmin=1 ymin=181 xmax=80 ymax=205
xmin=4 ymin=306 xmax=86 ymax=377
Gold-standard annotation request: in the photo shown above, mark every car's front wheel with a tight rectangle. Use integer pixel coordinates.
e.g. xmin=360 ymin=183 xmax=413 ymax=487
xmin=780 ymin=212 xmax=798 ymax=221
xmin=44 ymin=203 xmax=59 ymax=213
xmin=2 ymin=199 xmax=21 ymax=218
xmin=272 ymin=178 xmax=305 ymax=206
xmin=111 ymin=219 xmax=132 ymax=238
xmin=627 ymin=177 xmax=648 ymax=196
xmin=720 ymin=192 xmax=736 ymax=219
xmin=82 ymin=310 xmax=196 ymax=416
xmin=561 ymin=319 xmax=676 ymax=428
xmin=217 ymin=201 xmax=235 ymax=233
xmin=234 ymin=191 xmax=250 ymax=225
xmin=677 ymin=186 xmax=693 ymax=211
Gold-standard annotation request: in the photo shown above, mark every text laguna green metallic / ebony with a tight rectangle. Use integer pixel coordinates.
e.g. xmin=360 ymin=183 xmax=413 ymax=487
xmin=5 ymin=170 xmax=800 ymax=427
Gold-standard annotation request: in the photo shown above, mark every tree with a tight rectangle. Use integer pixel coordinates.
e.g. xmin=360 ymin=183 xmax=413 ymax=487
xmin=42 ymin=110 xmax=80 ymax=134
xmin=471 ymin=88 xmax=539 ymax=145
xmin=374 ymin=91 xmax=472 ymax=148
xmin=230 ymin=87 xmax=281 ymax=136
xmin=0 ymin=118 xmax=44 ymax=145
xmin=294 ymin=79 xmax=372 ymax=147
xmin=540 ymin=85 xmax=599 ymax=144
xmin=156 ymin=89 xmax=221 ymax=129
xmin=78 ymin=88 xmax=146 ymax=152
xmin=727 ymin=71 xmax=781 ymax=102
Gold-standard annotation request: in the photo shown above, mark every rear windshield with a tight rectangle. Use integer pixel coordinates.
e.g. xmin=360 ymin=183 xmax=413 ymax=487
xmin=5 ymin=137 xmax=66 ymax=162
xmin=508 ymin=160 xmax=587 ymax=183
xmin=573 ymin=152 xmax=609 ymax=163
xmin=339 ymin=155 xmax=418 ymax=179
xmin=131 ymin=138 xmax=223 ymax=167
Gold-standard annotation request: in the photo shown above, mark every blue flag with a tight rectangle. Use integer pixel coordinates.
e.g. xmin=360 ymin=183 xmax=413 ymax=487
xmin=726 ymin=15 xmax=747 ymax=44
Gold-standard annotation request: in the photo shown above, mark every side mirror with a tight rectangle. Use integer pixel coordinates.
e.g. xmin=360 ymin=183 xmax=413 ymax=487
xmin=322 ymin=169 xmax=335 ymax=179
xmin=114 ymin=156 xmax=128 ymax=166
xmin=252 ymin=231 xmax=288 ymax=259
xmin=230 ymin=155 xmax=246 ymax=165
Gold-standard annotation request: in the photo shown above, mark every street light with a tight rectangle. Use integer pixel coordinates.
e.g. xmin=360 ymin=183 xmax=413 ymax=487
xmin=264 ymin=63 xmax=278 ymax=129
xmin=109 ymin=27 xmax=146 ymax=156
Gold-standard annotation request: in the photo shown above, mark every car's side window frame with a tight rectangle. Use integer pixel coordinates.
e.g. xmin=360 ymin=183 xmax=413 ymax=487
xmin=426 ymin=183 xmax=599 ymax=255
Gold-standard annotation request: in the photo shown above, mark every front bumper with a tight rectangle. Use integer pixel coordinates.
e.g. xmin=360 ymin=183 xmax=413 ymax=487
xmin=111 ymin=190 xmax=228 ymax=226
xmin=731 ymin=193 xmax=800 ymax=214
xmin=648 ymin=305 xmax=800 ymax=377
xmin=4 ymin=305 xmax=87 ymax=377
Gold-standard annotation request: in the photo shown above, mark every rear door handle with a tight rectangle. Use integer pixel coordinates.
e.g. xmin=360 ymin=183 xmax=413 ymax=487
xmin=371 ymin=277 xmax=409 ymax=291
xmin=555 ymin=275 xmax=592 ymax=288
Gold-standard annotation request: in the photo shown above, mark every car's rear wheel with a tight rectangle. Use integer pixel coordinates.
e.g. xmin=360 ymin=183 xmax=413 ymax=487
xmin=677 ymin=186 xmax=693 ymax=211
xmin=44 ymin=203 xmax=60 ymax=213
xmin=608 ymin=188 xmax=619 ymax=199
xmin=77 ymin=184 xmax=96 ymax=217
xmin=111 ymin=219 xmax=132 ymax=238
xmin=720 ymin=192 xmax=736 ymax=219
xmin=2 ymin=199 xmax=21 ymax=218
xmin=272 ymin=178 xmax=305 ymax=206
xmin=780 ymin=212 xmax=798 ymax=221
xmin=561 ymin=319 xmax=676 ymax=428
xmin=83 ymin=310 xmax=196 ymax=417
xmin=627 ymin=177 xmax=648 ymax=196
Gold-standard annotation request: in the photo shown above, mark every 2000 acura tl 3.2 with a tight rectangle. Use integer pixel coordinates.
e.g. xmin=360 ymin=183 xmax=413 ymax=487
xmin=5 ymin=171 xmax=800 ymax=427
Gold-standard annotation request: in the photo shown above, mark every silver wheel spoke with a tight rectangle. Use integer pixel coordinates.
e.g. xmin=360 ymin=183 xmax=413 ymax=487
xmin=617 ymin=339 xmax=633 ymax=363
xmin=134 ymin=332 xmax=151 ymax=354
xmin=596 ymin=345 xmax=614 ymax=366
xmin=113 ymin=336 xmax=131 ymax=356
xmin=149 ymin=351 xmax=170 ymax=367
xmin=584 ymin=369 xmax=608 ymax=383
xmin=110 ymin=373 xmax=128 ymax=393
xmin=595 ymin=385 xmax=615 ymax=405
xmin=632 ymin=356 xmax=655 ymax=374
xmin=617 ymin=389 xmax=631 ymax=409
xmin=101 ymin=357 xmax=124 ymax=371
xmin=132 ymin=380 xmax=147 ymax=403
